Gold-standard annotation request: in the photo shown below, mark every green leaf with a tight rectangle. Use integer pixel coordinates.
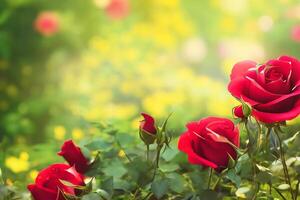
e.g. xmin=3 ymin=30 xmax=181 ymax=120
xmin=161 ymin=148 xmax=178 ymax=162
xmin=103 ymin=159 xmax=127 ymax=178
xmin=160 ymin=163 xmax=179 ymax=172
xmin=256 ymin=164 xmax=270 ymax=172
xmin=99 ymin=176 xmax=113 ymax=197
xmin=235 ymin=186 xmax=253 ymax=199
xmin=85 ymin=139 xmax=112 ymax=151
xmin=166 ymin=173 xmax=185 ymax=193
xmin=256 ymin=171 xmax=272 ymax=184
xmin=284 ymin=131 xmax=300 ymax=147
xmin=151 ymin=179 xmax=169 ymax=199
xmin=82 ymin=193 xmax=104 ymax=200
xmin=226 ymin=169 xmax=241 ymax=187
xmin=277 ymin=184 xmax=290 ymax=191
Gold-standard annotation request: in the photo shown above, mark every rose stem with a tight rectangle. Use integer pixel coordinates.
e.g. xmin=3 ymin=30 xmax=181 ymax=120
xmin=151 ymin=146 xmax=162 ymax=181
xmin=146 ymin=145 xmax=149 ymax=162
xmin=207 ymin=167 xmax=213 ymax=189
xmin=244 ymin=119 xmax=259 ymax=198
xmin=294 ymin=180 xmax=299 ymax=199
xmin=274 ymin=127 xmax=295 ymax=200
xmin=211 ymin=174 xmax=222 ymax=190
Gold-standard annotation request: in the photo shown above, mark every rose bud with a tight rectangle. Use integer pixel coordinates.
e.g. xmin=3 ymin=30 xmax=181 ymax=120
xmin=27 ymin=163 xmax=85 ymax=200
xmin=58 ymin=140 xmax=89 ymax=174
xmin=233 ymin=103 xmax=251 ymax=119
xmin=34 ymin=11 xmax=59 ymax=36
xmin=178 ymin=117 xmax=240 ymax=171
xmin=233 ymin=105 xmax=244 ymax=119
xmin=228 ymin=56 xmax=300 ymax=123
xmin=139 ymin=113 xmax=157 ymax=145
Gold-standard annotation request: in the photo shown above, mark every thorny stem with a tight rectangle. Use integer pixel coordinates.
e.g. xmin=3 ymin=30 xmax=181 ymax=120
xmin=274 ymin=127 xmax=295 ymax=200
xmin=207 ymin=168 xmax=213 ymax=189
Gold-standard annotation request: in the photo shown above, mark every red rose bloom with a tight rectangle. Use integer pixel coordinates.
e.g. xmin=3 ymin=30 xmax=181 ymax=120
xmin=34 ymin=11 xmax=59 ymax=36
xmin=58 ymin=140 xmax=89 ymax=174
xmin=28 ymin=164 xmax=85 ymax=200
xmin=228 ymin=55 xmax=300 ymax=123
xmin=178 ymin=117 xmax=239 ymax=171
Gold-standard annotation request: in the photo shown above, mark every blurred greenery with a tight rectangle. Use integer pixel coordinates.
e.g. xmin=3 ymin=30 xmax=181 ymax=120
xmin=0 ymin=0 xmax=300 ymax=196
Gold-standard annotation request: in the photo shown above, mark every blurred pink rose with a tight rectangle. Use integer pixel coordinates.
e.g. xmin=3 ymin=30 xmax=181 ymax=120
xmin=105 ymin=0 xmax=129 ymax=20
xmin=291 ymin=25 xmax=300 ymax=42
xmin=34 ymin=11 xmax=59 ymax=36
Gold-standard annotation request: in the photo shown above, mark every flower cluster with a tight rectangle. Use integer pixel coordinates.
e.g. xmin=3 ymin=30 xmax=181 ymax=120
xmin=25 ymin=55 xmax=300 ymax=200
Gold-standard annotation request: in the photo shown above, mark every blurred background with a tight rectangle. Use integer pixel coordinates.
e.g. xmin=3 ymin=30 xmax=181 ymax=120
xmin=1 ymin=0 xmax=300 ymax=188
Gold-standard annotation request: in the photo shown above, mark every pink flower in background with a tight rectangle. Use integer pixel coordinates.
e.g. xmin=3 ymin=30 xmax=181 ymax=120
xmin=105 ymin=0 xmax=129 ymax=20
xmin=34 ymin=11 xmax=59 ymax=36
xmin=291 ymin=25 xmax=300 ymax=42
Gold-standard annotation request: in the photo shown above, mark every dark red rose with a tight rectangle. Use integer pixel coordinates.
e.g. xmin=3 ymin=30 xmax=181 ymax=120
xmin=139 ymin=113 xmax=157 ymax=145
xmin=27 ymin=164 xmax=85 ymax=200
xmin=178 ymin=117 xmax=239 ymax=171
xmin=58 ymin=140 xmax=89 ymax=174
xmin=228 ymin=55 xmax=300 ymax=123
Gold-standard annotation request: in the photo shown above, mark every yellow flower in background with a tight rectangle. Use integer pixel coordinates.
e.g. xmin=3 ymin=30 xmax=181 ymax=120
xmin=72 ymin=128 xmax=84 ymax=140
xmin=29 ymin=170 xmax=38 ymax=180
xmin=118 ymin=150 xmax=126 ymax=158
xmin=54 ymin=126 xmax=66 ymax=140
xmin=5 ymin=152 xmax=30 ymax=173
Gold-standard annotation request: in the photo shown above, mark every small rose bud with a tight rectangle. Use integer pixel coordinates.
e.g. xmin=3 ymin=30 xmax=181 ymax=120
xmin=233 ymin=102 xmax=251 ymax=119
xmin=233 ymin=105 xmax=245 ymax=119
xmin=139 ymin=113 xmax=157 ymax=145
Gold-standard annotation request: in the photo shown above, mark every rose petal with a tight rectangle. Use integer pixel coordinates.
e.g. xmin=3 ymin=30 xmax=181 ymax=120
xmin=252 ymin=99 xmax=300 ymax=123
xmin=254 ymin=89 xmax=300 ymax=113
xmin=228 ymin=77 xmax=280 ymax=104
xmin=230 ymin=60 xmax=257 ymax=80
xmin=266 ymin=59 xmax=292 ymax=79
xmin=28 ymin=184 xmax=58 ymax=200
xmin=178 ymin=132 xmax=218 ymax=169
xmin=140 ymin=113 xmax=157 ymax=134
xmin=279 ymin=55 xmax=300 ymax=87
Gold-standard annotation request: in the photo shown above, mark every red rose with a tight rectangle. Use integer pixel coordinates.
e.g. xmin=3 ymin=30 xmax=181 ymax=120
xmin=291 ymin=25 xmax=300 ymax=42
xmin=228 ymin=55 xmax=300 ymax=123
xmin=105 ymin=0 xmax=129 ymax=20
xmin=27 ymin=164 xmax=85 ymax=200
xmin=34 ymin=11 xmax=59 ymax=36
xmin=58 ymin=140 xmax=89 ymax=174
xmin=139 ymin=113 xmax=157 ymax=145
xmin=178 ymin=117 xmax=239 ymax=170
